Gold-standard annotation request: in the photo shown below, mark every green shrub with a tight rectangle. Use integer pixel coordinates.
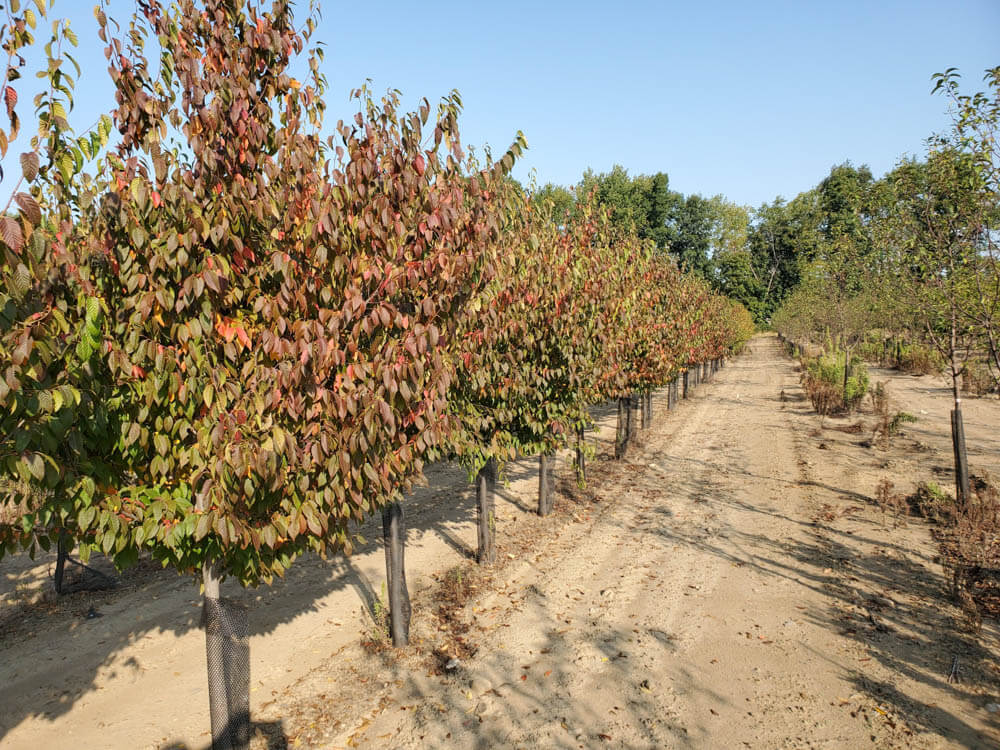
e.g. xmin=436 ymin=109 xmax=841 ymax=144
xmin=802 ymin=351 xmax=869 ymax=414
xmin=898 ymin=343 xmax=945 ymax=375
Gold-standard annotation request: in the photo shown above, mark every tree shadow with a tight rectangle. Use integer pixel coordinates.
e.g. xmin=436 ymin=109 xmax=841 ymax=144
xmin=161 ymin=719 xmax=289 ymax=750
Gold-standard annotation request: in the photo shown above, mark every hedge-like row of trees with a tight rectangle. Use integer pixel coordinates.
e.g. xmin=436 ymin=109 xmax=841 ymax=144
xmin=0 ymin=1 xmax=753 ymax=746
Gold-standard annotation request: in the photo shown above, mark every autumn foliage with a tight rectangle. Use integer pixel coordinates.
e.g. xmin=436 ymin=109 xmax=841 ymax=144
xmin=1 ymin=0 xmax=753 ymax=585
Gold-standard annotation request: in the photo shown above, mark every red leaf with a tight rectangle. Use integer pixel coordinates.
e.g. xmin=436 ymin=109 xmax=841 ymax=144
xmin=14 ymin=192 xmax=40 ymax=225
xmin=4 ymin=86 xmax=16 ymax=118
xmin=19 ymin=152 xmax=38 ymax=182
xmin=1 ymin=216 xmax=23 ymax=251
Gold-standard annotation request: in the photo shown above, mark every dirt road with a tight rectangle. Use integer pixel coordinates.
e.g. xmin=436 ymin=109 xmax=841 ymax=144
xmin=329 ymin=335 xmax=1000 ymax=749
xmin=2 ymin=335 xmax=998 ymax=749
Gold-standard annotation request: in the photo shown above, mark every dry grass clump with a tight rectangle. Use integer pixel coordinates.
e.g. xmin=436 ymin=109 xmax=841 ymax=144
xmin=869 ymin=382 xmax=916 ymax=450
xmin=934 ymin=474 xmax=1000 ymax=632
xmin=874 ymin=477 xmax=909 ymax=527
xmin=905 ymin=481 xmax=954 ymax=523
xmin=962 ymin=361 xmax=998 ymax=397
xmin=802 ymin=375 xmax=842 ymax=416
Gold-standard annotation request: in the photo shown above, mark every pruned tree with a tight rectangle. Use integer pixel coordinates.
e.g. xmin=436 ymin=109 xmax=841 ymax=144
xmin=85 ymin=0 xmax=515 ymax=742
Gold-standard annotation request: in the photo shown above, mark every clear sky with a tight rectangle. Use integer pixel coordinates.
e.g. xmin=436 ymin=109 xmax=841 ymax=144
xmin=10 ymin=0 xmax=1000 ymax=209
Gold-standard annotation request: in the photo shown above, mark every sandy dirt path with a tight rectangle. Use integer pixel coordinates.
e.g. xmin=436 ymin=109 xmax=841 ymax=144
xmin=332 ymin=335 xmax=999 ymax=749
xmin=2 ymin=335 xmax=998 ymax=749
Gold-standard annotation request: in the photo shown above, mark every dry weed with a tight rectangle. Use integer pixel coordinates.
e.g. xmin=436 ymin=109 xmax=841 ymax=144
xmin=874 ymin=477 xmax=908 ymax=527
xmin=938 ymin=474 xmax=1000 ymax=632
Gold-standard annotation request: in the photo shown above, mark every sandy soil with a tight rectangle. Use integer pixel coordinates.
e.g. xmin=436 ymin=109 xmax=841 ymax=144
xmin=1 ymin=334 xmax=998 ymax=749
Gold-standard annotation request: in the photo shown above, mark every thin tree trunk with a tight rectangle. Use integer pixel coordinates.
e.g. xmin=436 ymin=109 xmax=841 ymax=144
xmin=54 ymin=538 xmax=68 ymax=594
xmin=203 ymin=560 xmax=250 ymax=750
xmin=627 ymin=394 xmax=639 ymax=445
xmin=842 ymin=349 xmax=850 ymax=406
xmin=575 ymin=425 xmax=586 ymax=484
xmin=615 ymin=397 xmax=628 ymax=458
xmin=537 ymin=453 xmax=554 ymax=516
xmin=683 ymin=369 xmax=690 ymax=399
xmin=382 ymin=500 xmax=410 ymax=646
xmin=951 ymin=361 xmax=971 ymax=506
xmin=948 ymin=306 xmax=971 ymax=506
xmin=476 ymin=458 xmax=497 ymax=564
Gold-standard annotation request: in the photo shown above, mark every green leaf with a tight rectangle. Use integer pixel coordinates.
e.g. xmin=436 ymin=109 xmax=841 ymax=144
xmin=194 ymin=511 xmax=212 ymax=541
xmin=28 ymin=453 xmax=45 ymax=480
xmin=78 ymin=505 xmax=96 ymax=530
xmin=57 ymin=152 xmax=72 ymax=182
xmin=11 ymin=263 xmax=31 ymax=298
xmin=153 ymin=434 xmax=169 ymax=456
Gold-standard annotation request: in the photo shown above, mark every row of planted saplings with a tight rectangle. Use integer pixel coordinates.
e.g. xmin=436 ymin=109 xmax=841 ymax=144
xmin=379 ymin=356 xmax=727 ymax=647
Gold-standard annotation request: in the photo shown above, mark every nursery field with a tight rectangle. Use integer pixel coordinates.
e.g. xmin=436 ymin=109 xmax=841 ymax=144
xmin=2 ymin=334 xmax=998 ymax=749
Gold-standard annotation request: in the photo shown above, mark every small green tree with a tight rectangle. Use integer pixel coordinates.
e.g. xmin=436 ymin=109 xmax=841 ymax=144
xmin=933 ymin=67 xmax=1000 ymax=393
xmin=889 ymin=148 xmax=985 ymax=503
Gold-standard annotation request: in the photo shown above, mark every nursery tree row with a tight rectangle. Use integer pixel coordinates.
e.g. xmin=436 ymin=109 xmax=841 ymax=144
xmin=0 ymin=1 xmax=753 ymax=747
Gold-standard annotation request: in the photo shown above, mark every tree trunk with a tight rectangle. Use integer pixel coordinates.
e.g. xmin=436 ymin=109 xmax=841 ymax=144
xmin=476 ymin=458 xmax=497 ymax=565
xmin=628 ymin=394 xmax=639 ymax=442
xmin=615 ymin=397 xmax=628 ymax=458
xmin=203 ymin=561 xmax=251 ymax=750
xmin=639 ymin=391 xmax=651 ymax=429
xmin=575 ymin=425 xmax=586 ymax=484
xmin=951 ymin=406 xmax=971 ymax=506
xmin=683 ymin=369 xmax=690 ymax=399
xmin=54 ymin=538 xmax=68 ymax=594
xmin=842 ymin=350 xmax=850 ymax=406
xmin=382 ymin=500 xmax=410 ymax=646
xmin=537 ymin=453 xmax=554 ymax=516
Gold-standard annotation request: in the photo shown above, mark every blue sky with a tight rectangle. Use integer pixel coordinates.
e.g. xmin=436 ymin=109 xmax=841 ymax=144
xmin=8 ymin=0 xmax=999 ymax=209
